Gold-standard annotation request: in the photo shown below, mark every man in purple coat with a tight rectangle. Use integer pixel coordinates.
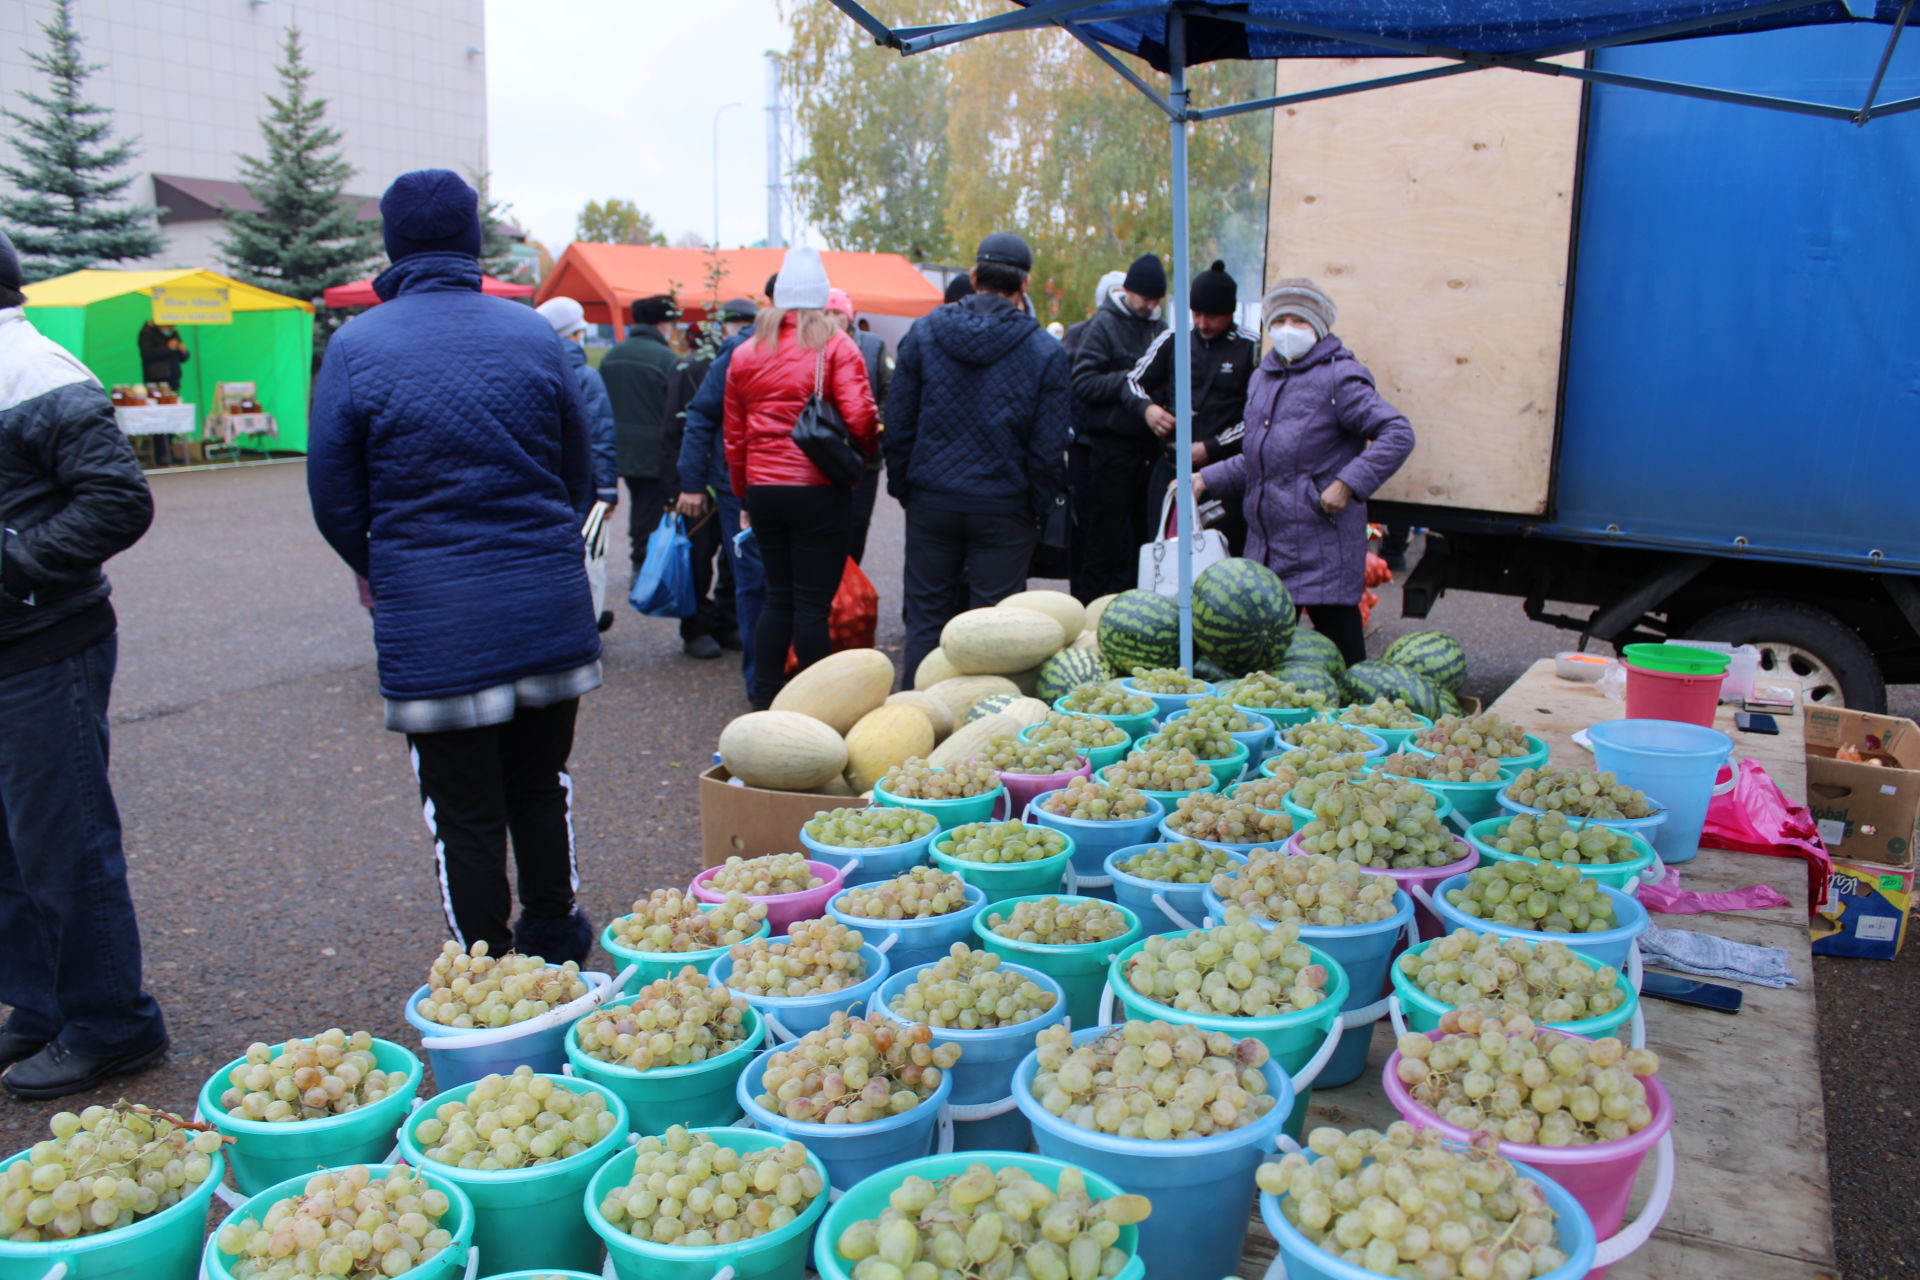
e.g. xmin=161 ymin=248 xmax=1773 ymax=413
xmin=1193 ymin=278 xmax=1413 ymax=666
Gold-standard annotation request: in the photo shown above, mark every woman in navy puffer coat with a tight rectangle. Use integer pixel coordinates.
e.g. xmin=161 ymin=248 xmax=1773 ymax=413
xmin=307 ymin=169 xmax=601 ymax=964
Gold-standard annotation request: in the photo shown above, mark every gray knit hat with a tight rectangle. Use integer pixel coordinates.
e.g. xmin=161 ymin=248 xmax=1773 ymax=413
xmin=1262 ymin=278 xmax=1336 ymax=339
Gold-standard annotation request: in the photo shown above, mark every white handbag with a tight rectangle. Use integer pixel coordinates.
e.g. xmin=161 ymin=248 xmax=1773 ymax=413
xmin=581 ymin=501 xmax=611 ymax=618
xmin=1137 ymin=487 xmax=1228 ymax=597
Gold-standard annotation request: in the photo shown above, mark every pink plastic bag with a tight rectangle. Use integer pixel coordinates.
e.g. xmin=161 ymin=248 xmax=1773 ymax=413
xmin=1700 ymin=758 xmax=1833 ymax=914
xmin=1638 ymin=865 xmax=1790 ymax=915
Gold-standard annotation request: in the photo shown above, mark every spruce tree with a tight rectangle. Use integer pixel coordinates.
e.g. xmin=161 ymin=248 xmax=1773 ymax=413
xmin=0 ymin=0 xmax=162 ymax=280
xmin=471 ymin=171 xmax=523 ymax=281
xmin=219 ymin=24 xmax=377 ymax=310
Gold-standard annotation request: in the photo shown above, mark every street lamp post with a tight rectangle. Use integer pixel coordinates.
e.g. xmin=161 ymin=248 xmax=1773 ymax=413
xmin=712 ymin=101 xmax=744 ymax=250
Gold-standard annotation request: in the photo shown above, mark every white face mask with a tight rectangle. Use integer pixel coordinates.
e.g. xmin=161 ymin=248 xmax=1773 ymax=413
xmin=1269 ymin=324 xmax=1316 ymax=363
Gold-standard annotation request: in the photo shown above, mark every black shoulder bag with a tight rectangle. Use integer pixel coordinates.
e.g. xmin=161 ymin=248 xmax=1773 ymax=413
xmin=791 ymin=348 xmax=865 ymax=487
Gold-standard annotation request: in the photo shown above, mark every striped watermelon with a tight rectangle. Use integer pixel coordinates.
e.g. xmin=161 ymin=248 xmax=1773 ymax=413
xmin=1097 ymin=590 xmax=1180 ymax=673
xmin=1382 ymin=631 xmax=1468 ymax=693
xmin=1193 ymin=657 xmax=1232 ymax=684
xmin=1273 ymin=662 xmax=1343 ymax=704
xmin=1342 ymin=660 xmax=1436 ymax=712
xmin=1285 ymin=629 xmax=1347 ymax=679
xmin=967 ymin=693 xmax=1020 ymax=723
xmin=1036 ymin=648 xmax=1112 ymax=702
xmin=1193 ymin=558 xmax=1295 ymax=675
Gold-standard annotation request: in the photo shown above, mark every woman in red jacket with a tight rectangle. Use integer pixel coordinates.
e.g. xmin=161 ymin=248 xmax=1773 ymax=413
xmin=723 ymin=247 xmax=879 ymax=708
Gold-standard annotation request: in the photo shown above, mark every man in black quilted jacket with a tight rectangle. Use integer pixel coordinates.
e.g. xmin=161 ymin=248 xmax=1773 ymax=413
xmin=0 ymin=229 xmax=169 ymax=1099
xmin=885 ymin=232 xmax=1070 ymax=680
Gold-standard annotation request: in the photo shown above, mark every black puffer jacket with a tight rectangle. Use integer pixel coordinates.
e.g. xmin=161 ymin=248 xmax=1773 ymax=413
xmin=1069 ymin=291 xmax=1165 ymax=444
xmin=0 ymin=310 xmax=153 ymax=654
xmin=884 ymin=293 xmax=1069 ymax=519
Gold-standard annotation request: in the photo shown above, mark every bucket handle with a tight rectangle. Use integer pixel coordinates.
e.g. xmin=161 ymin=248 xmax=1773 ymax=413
xmin=1151 ymin=892 xmax=1200 ymax=933
xmin=1406 ymin=882 xmax=1437 ymax=919
xmin=874 ymin=933 xmax=898 ymax=955
xmin=947 ymin=1096 xmax=1019 ymax=1122
xmin=463 ymin=1246 xmax=479 ymax=1280
xmin=39 ymin=1263 xmax=67 ymax=1280
xmin=1288 ymin=1016 xmax=1343 ymax=1096
xmin=1388 ymin=993 xmax=1410 ymax=1039
xmin=212 ymin=1181 xmax=248 ymax=1211
xmin=418 ymin=967 xmax=634 ymax=1051
xmin=1340 ymin=997 xmax=1392 ymax=1031
xmin=1097 ymin=980 xmax=1117 ymax=1027
xmin=1627 ymin=941 xmax=1644 ymax=994
xmin=1590 ymin=1130 xmax=1676 ymax=1267
xmin=934 ymin=1104 xmax=958 ymax=1155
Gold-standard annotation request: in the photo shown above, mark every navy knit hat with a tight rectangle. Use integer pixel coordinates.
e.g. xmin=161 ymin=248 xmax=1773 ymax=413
xmin=943 ymin=275 xmax=975 ymax=304
xmin=1123 ymin=253 xmax=1167 ymax=300
xmin=380 ymin=169 xmax=483 ymax=263
xmin=1190 ymin=260 xmax=1236 ymax=316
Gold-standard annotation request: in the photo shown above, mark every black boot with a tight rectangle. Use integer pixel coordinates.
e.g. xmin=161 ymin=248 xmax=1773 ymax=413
xmin=510 ymin=907 xmax=595 ymax=967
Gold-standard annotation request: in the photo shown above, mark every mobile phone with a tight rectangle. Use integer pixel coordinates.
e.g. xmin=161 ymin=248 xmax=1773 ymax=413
xmin=1734 ymin=711 xmax=1780 ymax=735
xmin=1639 ymin=971 xmax=1743 ymax=1013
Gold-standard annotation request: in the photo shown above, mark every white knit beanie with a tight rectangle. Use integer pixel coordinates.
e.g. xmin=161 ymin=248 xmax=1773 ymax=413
xmin=536 ymin=296 xmax=588 ymax=338
xmin=773 ymin=247 xmax=830 ymax=310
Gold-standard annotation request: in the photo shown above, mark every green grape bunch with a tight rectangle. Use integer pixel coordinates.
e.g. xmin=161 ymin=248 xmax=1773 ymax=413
xmin=887 ymin=944 xmax=1058 ymax=1029
xmin=1032 ymin=1020 xmax=1278 ymax=1139
xmin=1272 ymin=746 xmax=1375 ymax=781
xmin=1102 ymin=747 xmax=1214 ymax=792
xmin=980 ymin=733 xmax=1084 ymax=776
xmin=1061 ymin=682 xmax=1156 ymax=716
xmin=755 ymin=1012 xmax=960 ymax=1124
xmin=1138 ymin=720 xmax=1239 ymax=761
xmin=413 ymin=1066 xmax=618 ymax=1170
xmin=1446 ymin=863 xmax=1620 ymax=933
xmin=609 ymin=890 xmax=766 ymax=953
xmin=1231 ymin=671 xmax=1330 ymax=711
xmin=220 ymin=1029 xmax=410 ymax=1123
xmin=596 ymin=1125 xmax=822 ymax=1247
xmin=1126 ymin=666 xmax=1208 ymax=694
xmin=1414 ymin=714 xmax=1532 ymax=759
xmin=1038 ymin=777 xmax=1150 ymax=821
xmin=214 ymin=1164 xmax=454 ymax=1280
xmin=1397 ymin=1008 xmax=1662 ymax=1147
xmin=1165 ymin=791 xmax=1294 ymax=845
xmin=986 ymin=896 xmax=1130 ymax=945
xmin=1211 ymin=852 xmax=1401 ymax=927
xmin=1504 ymin=767 xmax=1656 ymax=820
xmin=2 ymin=1103 xmax=227 ymax=1243
xmin=885 ymin=756 xmax=1001 ymax=799
xmin=1283 ymin=722 xmax=1384 ymax=755
xmin=940 ymin=819 xmax=1068 ymax=864
xmin=1492 ymin=813 xmax=1644 ymax=865
xmin=1026 ymin=712 xmax=1129 ymax=751
xmin=1396 ymin=930 xmax=1628 ymax=1023
xmin=1337 ymin=698 xmax=1427 ymax=730
xmin=723 ymin=919 xmax=868 ymax=997
xmin=1123 ymin=919 xmax=1329 ymax=1017
xmin=1292 ymin=777 xmax=1457 ymax=869
xmin=574 ymin=968 xmax=753 ymax=1070
xmin=706 ymin=853 xmax=824 ymax=897
xmin=836 ymin=866 xmax=974 ymax=919
xmin=1380 ymin=749 xmax=1504 ymax=784
xmin=804 ymin=806 xmax=939 ymax=848
xmin=1230 ymin=775 xmax=1294 ymax=810
xmin=832 ymin=1161 xmax=1149 ymax=1280
xmin=1115 ymin=839 xmax=1239 ymax=884
xmin=1286 ymin=768 xmax=1371 ymax=810
xmin=415 ymin=940 xmax=588 ymax=1029
xmin=1178 ymin=696 xmax=1261 ymax=734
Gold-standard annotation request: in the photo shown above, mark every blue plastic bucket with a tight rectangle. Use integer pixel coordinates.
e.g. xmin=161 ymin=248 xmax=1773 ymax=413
xmin=798 ymin=817 xmax=939 ymax=887
xmin=585 ymin=1127 xmax=828 ymax=1280
xmin=1430 ymin=872 xmax=1650 ymax=972
xmin=1093 ymin=762 xmax=1221 ymax=815
xmin=1012 ymin=1024 xmax=1292 ymax=1280
xmin=1330 ymin=710 xmax=1433 ymax=753
xmin=197 ymin=1037 xmax=424 ymax=1196
xmin=1154 ymin=816 xmax=1291 ymax=858
xmin=1026 ymin=789 xmax=1167 ymax=886
xmin=1280 ymin=785 xmax=1454 ymax=833
xmin=404 ymin=970 xmax=616 ymax=1090
xmin=825 ymin=879 xmax=988 ymax=971
xmin=736 ymin=1050 xmax=952 ymax=1191
xmin=928 ymin=825 xmax=1075 ymax=905
xmin=1020 ymin=717 xmax=1133 ymax=772
xmin=1465 ymin=816 xmax=1657 ymax=895
xmin=1260 ymin=1150 xmax=1597 ymax=1280
xmin=600 ymin=906 xmax=771 ymax=997
xmin=975 ymin=894 xmax=1145 ymax=1029
xmin=1052 ymin=694 xmax=1158 ymax=743
xmin=1117 ymin=675 xmax=1215 ymax=721
xmin=203 ymin=1163 xmax=474 ymax=1280
xmin=1586 ymin=718 xmax=1733 ymax=865
xmin=398 ymin=1073 xmax=629 ymax=1276
xmin=564 ymin=1001 xmax=766 ymax=1133
xmin=872 ymin=775 xmax=1005 ymax=831
xmin=0 ymin=1148 xmax=226 ymax=1280
xmin=1281 ymin=723 xmax=1389 ymax=760
xmin=1237 ymin=703 xmax=1321 ymax=733
xmin=873 ymin=959 xmax=1068 ymax=1151
xmin=1164 ymin=707 xmax=1275 ymax=766
xmin=1103 ymin=842 xmax=1247 ymax=934
xmin=1497 ymin=787 xmax=1670 ymax=847
xmin=1410 ymin=731 xmax=1551 ymax=773
xmin=709 ymin=941 xmax=890 ymax=1040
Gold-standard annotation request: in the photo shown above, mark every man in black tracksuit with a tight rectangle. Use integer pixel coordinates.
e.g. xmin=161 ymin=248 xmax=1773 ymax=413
xmin=886 ymin=232 xmax=1071 ymax=679
xmin=1122 ymin=259 xmax=1258 ymax=556
xmin=1070 ymin=253 xmax=1167 ymax=600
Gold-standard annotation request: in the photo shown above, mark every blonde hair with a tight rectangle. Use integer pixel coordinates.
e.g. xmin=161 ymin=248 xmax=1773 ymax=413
xmin=752 ymin=306 xmax=837 ymax=353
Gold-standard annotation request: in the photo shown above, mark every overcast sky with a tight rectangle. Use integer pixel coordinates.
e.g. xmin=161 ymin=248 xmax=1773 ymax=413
xmin=485 ymin=0 xmax=795 ymax=252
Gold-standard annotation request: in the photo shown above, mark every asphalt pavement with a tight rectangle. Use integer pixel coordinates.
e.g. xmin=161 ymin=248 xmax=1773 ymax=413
xmin=1 ymin=462 xmax=1911 ymax=1276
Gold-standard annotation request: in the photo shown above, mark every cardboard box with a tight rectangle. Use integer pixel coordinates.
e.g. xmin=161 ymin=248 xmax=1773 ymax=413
xmin=1804 ymin=707 xmax=1920 ymax=868
xmin=698 ymin=765 xmax=864 ymax=867
xmin=1812 ymin=859 xmax=1913 ymax=959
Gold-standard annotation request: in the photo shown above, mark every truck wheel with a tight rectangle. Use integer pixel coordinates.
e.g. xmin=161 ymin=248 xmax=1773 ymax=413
xmin=1682 ymin=599 xmax=1885 ymax=713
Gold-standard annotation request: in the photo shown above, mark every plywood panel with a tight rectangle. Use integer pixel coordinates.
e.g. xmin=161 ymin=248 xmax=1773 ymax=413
xmin=1264 ymin=60 xmax=1584 ymax=514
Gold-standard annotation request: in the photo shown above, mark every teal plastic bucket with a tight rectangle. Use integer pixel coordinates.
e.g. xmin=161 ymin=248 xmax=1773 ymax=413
xmin=1052 ymin=694 xmax=1157 ymax=743
xmin=1025 ymin=788 xmax=1167 ymax=885
xmin=825 ymin=879 xmax=988 ymax=970
xmin=1390 ymin=936 xmax=1639 ymax=1039
xmin=564 ymin=1001 xmax=766 ymax=1133
xmin=873 ymin=774 xmax=1005 ymax=831
xmin=1164 ymin=708 xmax=1275 ymax=767
xmin=1093 ymin=763 xmax=1221 ymax=816
xmin=736 ymin=1052 xmax=952 ymax=1191
xmin=709 ymin=941 xmax=890 ymax=1040
xmin=1330 ymin=711 xmax=1433 ymax=753
xmin=928 ymin=825 xmax=1074 ymax=905
xmin=197 ymin=1037 xmax=424 ymax=1196
xmin=1154 ymin=816 xmax=1292 ymax=858
xmin=1237 ymin=703 xmax=1321 ymax=733
xmin=1260 ymin=1150 xmax=1597 ymax=1280
xmin=1375 ymin=759 xmax=1520 ymax=824
xmin=1117 ymin=675 xmax=1215 ymax=721
xmin=1102 ymin=842 xmax=1246 ymax=934
xmin=203 ymin=1163 xmax=474 ymax=1280
xmin=813 ymin=1150 xmax=1146 ymax=1280
xmin=398 ymin=1074 xmax=629 ymax=1276
xmin=1496 ymin=787 xmax=1670 ymax=847
xmin=0 ymin=1147 xmax=225 ymax=1280
xmin=1465 ymin=816 xmax=1657 ymax=894
xmin=585 ymin=1127 xmax=828 ymax=1280
xmin=404 ymin=971 xmax=617 ymax=1090
xmin=1410 ymin=731 xmax=1551 ymax=773
xmin=1281 ymin=723 xmax=1389 ymax=760
xmin=1587 ymin=718 xmax=1734 ymax=865
xmin=798 ymin=819 xmax=939 ymax=887
xmin=1105 ymin=935 xmax=1348 ymax=1139
xmin=1281 ymin=784 xmax=1454 ymax=832
xmin=873 ymin=959 xmax=1068 ymax=1151
xmin=1011 ymin=1024 xmax=1291 ymax=1280
xmin=480 ymin=1272 xmax=601 ymax=1279
xmin=600 ymin=907 xmax=771 ymax=996
xmin=1430 ymin=872 xmax=1650 ymax=972
xmin=1019 ymin=718 xmax=1130 ymax=772
xmin=975 ymin=894 xmax=1145 ymax=1028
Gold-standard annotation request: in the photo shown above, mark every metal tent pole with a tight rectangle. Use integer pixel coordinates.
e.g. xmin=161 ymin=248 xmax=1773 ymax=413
xmin=1168 ymin=11 xmax=1196 ymax=670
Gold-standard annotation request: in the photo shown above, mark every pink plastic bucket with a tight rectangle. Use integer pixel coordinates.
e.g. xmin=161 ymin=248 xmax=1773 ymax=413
xmin=689 ymin=858 xmax=846 ymax=934
xmin=1624 ymin=663 xmax=1721 ymax=728
xmin=1384 ymin=1029 xmax=1674 ymax=1276
xmin=1286 ymin=833 xmax=1480 ymax=940
xmin=996 ymin=759 xmax=1092 ymax=819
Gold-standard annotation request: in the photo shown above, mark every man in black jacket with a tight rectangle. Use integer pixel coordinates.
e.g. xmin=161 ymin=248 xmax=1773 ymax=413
xmin=1070 ymin=252 xmax=1167 ymax=599
xmin=886 ymin=232 xmax=1071 ymax=679
xmin=599 ymin=294 xmax=680 ymax=575
xmin=0 ymin=230 xmax=168 ymax=1099
xmin=1122 ymin=259 xmax=1257 ymax=555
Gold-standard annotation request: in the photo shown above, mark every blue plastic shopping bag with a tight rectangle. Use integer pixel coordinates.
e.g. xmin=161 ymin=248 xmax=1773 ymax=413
xmin=629 ymin=513 xmax=697 ymax=618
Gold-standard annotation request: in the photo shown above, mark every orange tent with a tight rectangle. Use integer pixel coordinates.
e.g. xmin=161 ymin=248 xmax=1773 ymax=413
xmin=536 ymin=245 xmax=942 ymax=337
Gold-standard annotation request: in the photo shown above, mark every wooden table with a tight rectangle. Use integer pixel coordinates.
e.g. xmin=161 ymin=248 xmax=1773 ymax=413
xmin=1235 ymin=659 xmax=1837 ymax=1279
